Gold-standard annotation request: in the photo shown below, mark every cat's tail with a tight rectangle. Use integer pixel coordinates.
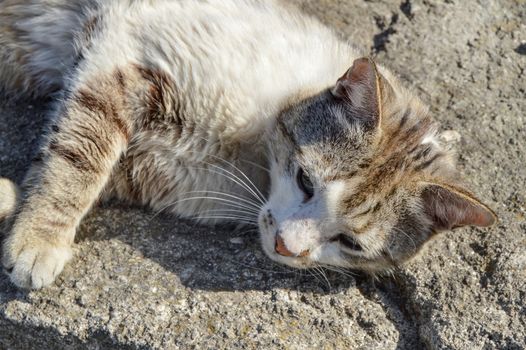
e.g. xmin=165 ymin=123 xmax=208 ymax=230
xmin=0 ymin=0 xmax=93 ymax=97
xmin=0 ymin=178 xmax=18 ymax=223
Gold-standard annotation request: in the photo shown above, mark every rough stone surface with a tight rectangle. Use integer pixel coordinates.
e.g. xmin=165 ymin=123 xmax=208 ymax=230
xmin=1 ymin=0 xmax=525 ymax=349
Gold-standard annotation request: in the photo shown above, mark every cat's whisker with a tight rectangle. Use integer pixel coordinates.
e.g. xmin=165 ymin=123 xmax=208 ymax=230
xmin=386 ymin=247 xmax=395 ymax=263
xmin=199 ymin=160 xmax=266 ymax=206
xmin=193 ymin=212 xmax=258 ymax=221
xmin=151 ymin=197 xmax=256 ymax=219
xmin=322 ymin=265 xmax=357 ymax=279
xmin=234 ymin=230 xmax=261 ymax=239
xmin=195 ymin=145 xmax=268 ymax=204
xmin=180 ymin=190 xmax=262 ymax=211
xmin=149 ymin=196 xmax=260 ymax=221
xmin=309 ymin=264 xmax=327 ymax=285
xmin=307 ymin=268 xmax=324 ymax=285
xmin=195 ymin=215 xmax=257 ymax=223
xmin=202 ymin=208 xmax=260 ymax=217
xmin=239 ymin=159 xmax=270 ymax=173
xmin=312 ymin=265 xmax=331 ymax=289
xmin=193 ymin=216 xmax=257 ymax=225
xmin=313 ymin=268 xmax=328 ymax=288
xmin=186 ymin=165 xmax=265 ymax=206
xmin=184 ymin=146 xmax=267 ymax=205
xmin=223 ymin=258 xmax=297 ymax=275
xmin=238 ymin=228 xmax=259 ymax=234
xmin=392 ymin=227 xmax=417 ymax=252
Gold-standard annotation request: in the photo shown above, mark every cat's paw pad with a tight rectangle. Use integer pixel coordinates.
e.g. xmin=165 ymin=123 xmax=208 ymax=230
xmin=4 ymin=244 xmax=72 ymax=289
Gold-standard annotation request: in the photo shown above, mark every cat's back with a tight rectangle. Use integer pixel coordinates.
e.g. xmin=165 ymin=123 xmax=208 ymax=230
xmin=2 ymin=0 xmax=358 ymax=121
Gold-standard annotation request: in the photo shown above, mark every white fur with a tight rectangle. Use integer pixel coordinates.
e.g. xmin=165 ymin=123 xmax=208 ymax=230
xmin=0 ymin=178 xmax=18 ymax=220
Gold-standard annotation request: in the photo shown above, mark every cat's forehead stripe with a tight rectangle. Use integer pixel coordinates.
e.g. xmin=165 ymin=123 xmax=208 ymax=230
xmin=277 ymin=117 xmax=299 ymax=150
xmin=338 ymin=110 xmax=442 ymax=211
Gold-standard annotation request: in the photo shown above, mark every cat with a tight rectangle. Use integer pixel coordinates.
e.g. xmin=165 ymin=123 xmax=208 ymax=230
xmin=0 ymin=0 xmax=496 ymax=289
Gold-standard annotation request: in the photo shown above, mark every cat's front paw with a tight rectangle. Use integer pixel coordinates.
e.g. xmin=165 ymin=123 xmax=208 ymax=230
xmin=2 ymin=241 xmax=72 ymax=289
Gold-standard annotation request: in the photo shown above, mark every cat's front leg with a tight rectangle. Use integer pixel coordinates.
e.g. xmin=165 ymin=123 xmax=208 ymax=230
xmin=2 ymin=78 xmax=131 ymax=289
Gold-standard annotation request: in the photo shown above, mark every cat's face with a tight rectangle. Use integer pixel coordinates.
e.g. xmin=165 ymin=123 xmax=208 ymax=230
xmin=259 ymin=58 xmax=496 ymax=272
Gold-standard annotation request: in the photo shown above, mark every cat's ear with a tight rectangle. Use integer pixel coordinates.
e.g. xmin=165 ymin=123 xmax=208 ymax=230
xmin=331 ymin=57 xmax=392 ymax=127
xmin=420 ymin=182 xmax=497 ymax=232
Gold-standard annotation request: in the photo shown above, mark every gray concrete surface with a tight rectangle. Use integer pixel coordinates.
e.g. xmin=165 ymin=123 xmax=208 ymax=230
xmin=1 ymin=0 xmax=525 ymax=349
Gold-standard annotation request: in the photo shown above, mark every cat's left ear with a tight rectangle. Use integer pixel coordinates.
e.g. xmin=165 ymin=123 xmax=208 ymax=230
xmin=331 ymin=57 xmax=393 ymax=128
xmin=420 ymin=182 xmax=497 ymax=232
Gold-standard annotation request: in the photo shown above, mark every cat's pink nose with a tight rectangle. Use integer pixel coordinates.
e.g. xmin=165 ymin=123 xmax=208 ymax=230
xmin=275 ymin=235 xmax=294 ymax=256
xmin=275 ymin=235 xmax=309 ymax=257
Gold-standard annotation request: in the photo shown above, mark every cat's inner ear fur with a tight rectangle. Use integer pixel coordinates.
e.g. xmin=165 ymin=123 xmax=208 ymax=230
xmin=331 ymin=57 xmax=392 ymax=128
xmin=420 ymin=183 xmax=497 ymax=231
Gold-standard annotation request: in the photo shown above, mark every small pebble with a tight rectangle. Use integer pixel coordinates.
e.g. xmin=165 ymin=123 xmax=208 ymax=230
xmin=229 ymin=237 xmax=244 ymax=245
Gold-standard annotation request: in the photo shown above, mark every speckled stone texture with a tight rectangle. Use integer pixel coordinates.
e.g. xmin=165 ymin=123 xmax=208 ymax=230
xmin=1 ymin=0 xmax=525 ymax=349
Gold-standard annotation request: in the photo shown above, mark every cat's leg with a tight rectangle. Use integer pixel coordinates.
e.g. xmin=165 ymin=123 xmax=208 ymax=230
xmin=2 ymin=75 xmax=131 ymax=289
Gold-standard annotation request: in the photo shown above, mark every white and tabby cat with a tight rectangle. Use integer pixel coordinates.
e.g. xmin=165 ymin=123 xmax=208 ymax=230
xmin=0 ymin=0 xmax=496 ymax=289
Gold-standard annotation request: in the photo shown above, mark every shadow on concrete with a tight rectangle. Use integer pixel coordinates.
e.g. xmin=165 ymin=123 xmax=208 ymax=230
xmin=1 ymin=317 xmax=142 ymax=350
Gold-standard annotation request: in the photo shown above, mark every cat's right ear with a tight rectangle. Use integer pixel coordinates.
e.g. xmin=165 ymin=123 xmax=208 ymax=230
xmin=420 ymin=182 xmax=497 ymax=232
xmin=331 ymin=57 xmax=392 ymax=128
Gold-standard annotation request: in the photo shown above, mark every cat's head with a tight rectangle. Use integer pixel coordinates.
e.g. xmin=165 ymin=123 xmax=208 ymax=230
xmin=259 ymin=57 xmax=496 ymax=272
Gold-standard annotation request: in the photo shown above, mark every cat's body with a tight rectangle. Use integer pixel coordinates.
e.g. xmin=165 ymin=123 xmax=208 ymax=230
xmin=0 ymin=0 xmax=496 ymax=289
xmin=1 ymin=0 xmax=357 ymax=214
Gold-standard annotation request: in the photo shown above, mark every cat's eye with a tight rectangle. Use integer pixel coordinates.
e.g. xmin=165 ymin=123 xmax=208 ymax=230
xmin=296 ymin=167 xmax=314 ymax=200
xmin=334 ymin=234 xmax=363 ymax=251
